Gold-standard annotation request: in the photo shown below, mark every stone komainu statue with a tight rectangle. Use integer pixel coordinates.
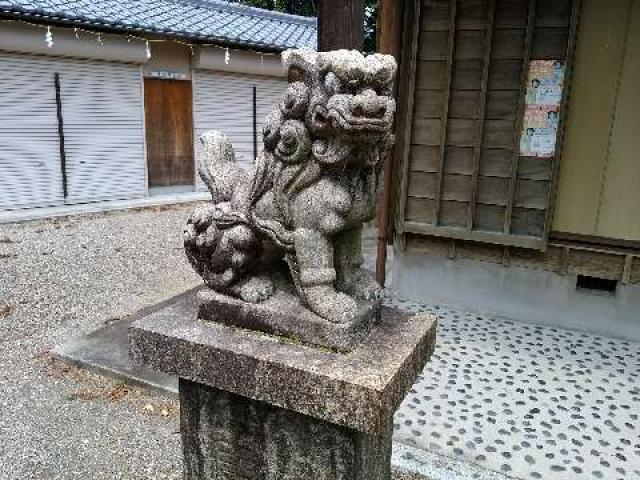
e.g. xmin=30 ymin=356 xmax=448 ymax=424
xmin=184 ymin=49 xmax=396 ymax=324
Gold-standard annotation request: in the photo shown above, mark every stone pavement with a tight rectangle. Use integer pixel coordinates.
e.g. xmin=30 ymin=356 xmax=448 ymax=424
xmin=1 ymin=204 xmax=638 ymax=479
xmin=388 ymin=296 xmax=640 ymax=480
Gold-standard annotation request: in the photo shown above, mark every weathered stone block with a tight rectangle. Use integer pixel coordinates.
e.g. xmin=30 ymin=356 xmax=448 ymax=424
xmin=130 ymin=293 xmax=436 ymax=434
xmin=180 ymin=380 xmax=393 ymax=480
xmin=197 ymin=288 xmax=378 ymax=353
xmin=130 ymin=292 xmax=436 ymax=479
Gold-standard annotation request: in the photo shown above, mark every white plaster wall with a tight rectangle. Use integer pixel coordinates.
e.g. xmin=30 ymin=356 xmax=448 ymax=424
xmin=392 ymin=246 xmax=640 ymax=341
xmin=0 ymin=21 xmax=148 ymax=63
xmin=194 ymin=47 xmax=284 ymax=77
xmin=143 ymin=40 xmax=192 ymax=79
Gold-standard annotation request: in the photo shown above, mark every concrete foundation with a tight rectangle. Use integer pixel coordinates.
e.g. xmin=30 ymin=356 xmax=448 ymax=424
xmin=392 ymin=246 xmax=640 ymax=341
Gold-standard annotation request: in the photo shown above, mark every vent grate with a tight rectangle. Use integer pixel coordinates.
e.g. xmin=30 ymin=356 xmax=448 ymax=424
xmin=576 ymin=275 xmax=618 ymax=294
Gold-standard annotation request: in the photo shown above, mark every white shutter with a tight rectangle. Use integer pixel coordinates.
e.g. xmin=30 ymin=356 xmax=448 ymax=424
xmin=0 ymin=53 xmax=146 ymax=211
xmin=256 ymin=76 xmax=288 ymax=151
xmin=0 ymin=54 xmax=64 ymax=210
xmin=192 ymin=71 xmax=287 ymax=191
xmin=58 ymin=59 xmax=146 ymax=204
xmin=193 ymin=70 xmax=256 ymax=171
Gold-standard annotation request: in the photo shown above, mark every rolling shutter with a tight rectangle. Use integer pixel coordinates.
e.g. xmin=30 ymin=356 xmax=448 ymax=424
xmin=59 ymin=59 xmax=146 ymax=203
xmin=193 ymin=70 xmax=287 ymax=190
xmin=0 ymin=54 xmax=64 ymax=210
xmin=0 ymin=53 xmax=146 ymax=211
xmin=256 ymin=75 xmax=289 ymax=147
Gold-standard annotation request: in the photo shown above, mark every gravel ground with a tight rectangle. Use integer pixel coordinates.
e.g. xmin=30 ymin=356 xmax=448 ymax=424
xmin=0 ymin=204 xmax=203 ymax=480
xmin=0 ymin=204 xmax=422 ymax=480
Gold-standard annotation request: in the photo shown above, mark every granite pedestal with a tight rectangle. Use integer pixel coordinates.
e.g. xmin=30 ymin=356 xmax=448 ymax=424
xmin=129 ymin=293 xmax=436 ymax=479
xmin=197 ymin=286 xmax=379 ymax=353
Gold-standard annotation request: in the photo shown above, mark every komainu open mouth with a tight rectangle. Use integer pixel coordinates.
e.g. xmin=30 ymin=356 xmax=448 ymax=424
xmin=327 ymin=108 xmax=391 ymax=133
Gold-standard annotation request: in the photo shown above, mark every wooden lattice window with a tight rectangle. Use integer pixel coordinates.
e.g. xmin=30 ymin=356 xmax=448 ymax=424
xmin=395 ymin=0 xmax=579 ymax=249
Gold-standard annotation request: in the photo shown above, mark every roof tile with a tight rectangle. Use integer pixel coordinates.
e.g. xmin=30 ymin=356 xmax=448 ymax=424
xmin=0 ymin=0 xmax=317 ymax=50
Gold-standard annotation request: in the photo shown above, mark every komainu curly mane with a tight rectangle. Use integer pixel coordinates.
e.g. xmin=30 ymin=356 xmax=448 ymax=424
xmin=184 ymin=49 xmax=396 ymax=324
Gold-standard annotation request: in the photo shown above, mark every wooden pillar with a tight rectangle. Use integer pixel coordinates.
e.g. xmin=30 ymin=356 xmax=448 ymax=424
xmin=378 ymin=0 xmax=405 ymax=58
xmin=317 ymin=0 xmax=365 ymax=51
xmin=376 ymin=0 xmax=408 ymax=285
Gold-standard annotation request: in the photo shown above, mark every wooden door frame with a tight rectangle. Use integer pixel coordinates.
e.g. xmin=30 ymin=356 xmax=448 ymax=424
xmin=190 ymin=72 xmax=199 ymax=188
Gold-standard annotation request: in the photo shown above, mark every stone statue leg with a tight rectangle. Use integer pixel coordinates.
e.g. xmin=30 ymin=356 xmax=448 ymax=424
xmin=334 ymin=225 xmax=381 ymax=301
xmin=293 ymin=227 xmax=359 ymax=323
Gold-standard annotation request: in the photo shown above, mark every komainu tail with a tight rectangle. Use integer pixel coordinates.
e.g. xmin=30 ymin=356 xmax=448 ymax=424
xmin=198 ymin=131 xmax=249 ymax=204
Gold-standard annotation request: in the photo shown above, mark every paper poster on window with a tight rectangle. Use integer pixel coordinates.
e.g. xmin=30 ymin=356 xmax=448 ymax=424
xmin=519 ymin=60 xmax=565 ymax=158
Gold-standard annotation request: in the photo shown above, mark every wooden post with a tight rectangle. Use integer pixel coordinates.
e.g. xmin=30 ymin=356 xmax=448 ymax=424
xmin=317 ymin=0 xmax=365 ymax=51
xmin=504 ymin=0 xmax=537 ymax=235
xmin=375 ymin=0 xmax=408 ymax=286
xmin=378 ymin=0 xmax=405 ymax=59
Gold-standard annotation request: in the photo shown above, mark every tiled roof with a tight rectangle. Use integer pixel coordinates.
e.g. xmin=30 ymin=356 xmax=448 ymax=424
xmin=0 ymin=0 xmax=317 ymax=51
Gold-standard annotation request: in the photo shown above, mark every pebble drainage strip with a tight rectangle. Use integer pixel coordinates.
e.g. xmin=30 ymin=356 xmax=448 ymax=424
xmin=387 ymin=296 xmax=640 ymax=480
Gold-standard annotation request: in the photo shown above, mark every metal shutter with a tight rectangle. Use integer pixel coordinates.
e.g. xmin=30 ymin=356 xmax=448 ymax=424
xmin=58 ymin=59 xmax=146 ymax=204
xmin=0 ymin=54 xmax=64 ymax=210
xmin=256 ymin=75 xmax=288 ymax=149
xmin=192 ymin=71 xmax=287 ymax=191
xmin=0 ymin=53 xmax=146 ymax=211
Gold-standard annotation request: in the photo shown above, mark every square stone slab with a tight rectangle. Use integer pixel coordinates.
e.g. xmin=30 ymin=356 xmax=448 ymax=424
xmin=130 ymin=294 xmax=437 ymax=434
xmin=197 ymin=288 xmax=378 ymax=352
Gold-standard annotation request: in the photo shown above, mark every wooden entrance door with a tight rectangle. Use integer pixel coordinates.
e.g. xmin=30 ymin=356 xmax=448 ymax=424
xmin=144 ymin=79 xmax=195 ymax=187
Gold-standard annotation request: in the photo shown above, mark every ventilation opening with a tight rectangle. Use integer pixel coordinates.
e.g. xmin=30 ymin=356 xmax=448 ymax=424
xmin=576 ymin=275 xmax=617 ymax=294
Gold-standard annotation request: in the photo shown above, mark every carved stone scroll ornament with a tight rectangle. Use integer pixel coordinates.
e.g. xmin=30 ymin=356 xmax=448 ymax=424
xmin=184 ymin=49 xmax=397 ymax=335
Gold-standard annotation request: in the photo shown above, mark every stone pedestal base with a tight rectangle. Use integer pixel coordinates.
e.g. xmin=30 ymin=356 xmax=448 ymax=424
xmin=197 ymin=288 xmax=378 ymax=352
xmin=129 ymin=293 xmax=436 ymax=480
xmin=180 ymin=379 xmax=392 ymax=480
